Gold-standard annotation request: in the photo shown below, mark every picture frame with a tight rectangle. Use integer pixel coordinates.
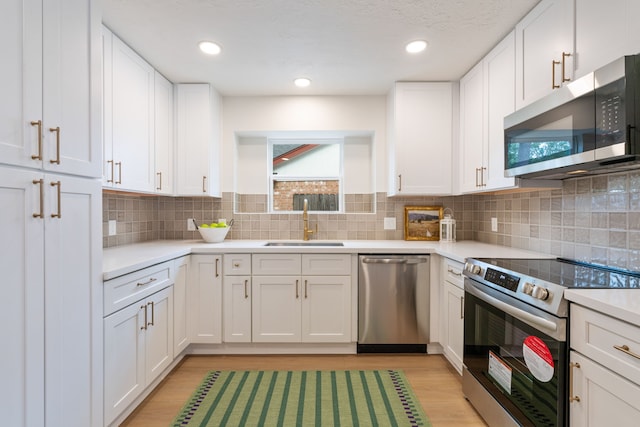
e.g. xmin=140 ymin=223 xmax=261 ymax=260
xmin=404 ymin=206 xmax=444 ymax=241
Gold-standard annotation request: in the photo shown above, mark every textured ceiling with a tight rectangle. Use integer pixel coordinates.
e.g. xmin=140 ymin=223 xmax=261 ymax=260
xmin=103 ymin=0 xmax=540 ymax=96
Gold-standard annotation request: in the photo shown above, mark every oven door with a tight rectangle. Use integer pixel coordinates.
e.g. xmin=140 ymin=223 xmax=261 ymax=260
xmin=463 ymin=278 xmax=567 ymax=427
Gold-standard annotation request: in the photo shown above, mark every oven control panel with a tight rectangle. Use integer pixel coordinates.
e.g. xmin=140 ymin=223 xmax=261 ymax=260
xmin=484 ymin=268 xmax=520 ymax=292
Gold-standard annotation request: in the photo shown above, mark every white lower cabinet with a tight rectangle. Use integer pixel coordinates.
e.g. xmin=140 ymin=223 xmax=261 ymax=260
xmin=569 ymin=351 xmax=640 ymax=426
xmin=569 ymin=304 xmax=640 ymax=426
xmin=172 ymin=256 xmax=190 ymax=354
xmin=189 ymin=254 xmax=222 ymax=343
xmin=0 ymin=167 xmax=101 ymax=427
xmin=440 ymin=257 xmax=464 ymax=374
xmin=103 ymin=285 xmax=173 ymax=426
xmin=251 ymin=253 xmax=352 ymax=343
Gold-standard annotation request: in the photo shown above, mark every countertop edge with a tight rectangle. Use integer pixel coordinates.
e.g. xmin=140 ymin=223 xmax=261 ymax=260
xmin=565 ymin=288 xmax=640 ymax=326
xmin=102 ymin=239 xmax=552 ymax=281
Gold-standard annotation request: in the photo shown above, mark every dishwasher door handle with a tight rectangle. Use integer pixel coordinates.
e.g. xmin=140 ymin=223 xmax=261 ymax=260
xmin=362 ymin=257 xmax=428 ymax=264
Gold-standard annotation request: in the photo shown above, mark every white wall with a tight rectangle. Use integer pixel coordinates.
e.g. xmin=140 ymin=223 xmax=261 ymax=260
xmin=222 ymin=96 xmax=387 ymax=193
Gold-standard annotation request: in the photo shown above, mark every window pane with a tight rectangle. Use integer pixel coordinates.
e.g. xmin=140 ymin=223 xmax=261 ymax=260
xmin=272 ymin=143 xmax=340 ymax=177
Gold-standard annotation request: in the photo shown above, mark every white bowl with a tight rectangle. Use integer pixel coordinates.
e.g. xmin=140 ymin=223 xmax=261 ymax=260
xmin=198 ymin=226 xmax=230 ymax=243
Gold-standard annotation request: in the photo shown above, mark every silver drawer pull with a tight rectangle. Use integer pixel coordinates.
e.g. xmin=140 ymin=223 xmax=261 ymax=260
xmin=136 ymin=277 xmax=157 ymax=287
xmin=447 ymin=267 xmax=462 ymax=276
xmin=614 ymin=344 xmax=640 ymax=360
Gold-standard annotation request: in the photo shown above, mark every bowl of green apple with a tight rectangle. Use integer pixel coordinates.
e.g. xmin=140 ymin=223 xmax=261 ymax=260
xmin=197 ymin=221 xmax=231 ymax=243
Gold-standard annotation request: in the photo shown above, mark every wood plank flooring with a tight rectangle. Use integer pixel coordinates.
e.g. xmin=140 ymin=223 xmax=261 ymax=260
xmin=121 ymin=354 xmax=487 ymax=426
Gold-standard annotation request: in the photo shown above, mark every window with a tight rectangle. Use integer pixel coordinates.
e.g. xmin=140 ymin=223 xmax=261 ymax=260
xmin=269 ymin=139 xmax=343 ymax=212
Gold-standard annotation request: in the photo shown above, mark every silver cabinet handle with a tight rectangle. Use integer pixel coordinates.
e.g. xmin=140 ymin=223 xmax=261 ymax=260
xmin=447 ymin=267 xmax=462 ymax=276
xmin=115 ymin=161 xmax=122 ymax=184
xmin=147 ymin=301 xmax=155 ymax=327
xmin=552 ymin=60 xmax=561 ymax=89
xmin=295 ymin=280 xmax=299 ymax=299
xmin=215 ymin=258 xmax=220 ymax=277
xmin=136 ymin=277 xmax=157 ymax=287
xmin=141 ymin=305 xmax=148 ymax=330
xmin=156 ymin=172 xmax=162 ymax=190
xmin=244 ymin=279 xmax=249 ymax=299
xmin=304 ymin=280 xmax=308 ymax=299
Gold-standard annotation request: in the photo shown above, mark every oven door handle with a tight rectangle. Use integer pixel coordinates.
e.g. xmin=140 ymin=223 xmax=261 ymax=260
xmin=466 ymin=280 xmax=558 ymax=334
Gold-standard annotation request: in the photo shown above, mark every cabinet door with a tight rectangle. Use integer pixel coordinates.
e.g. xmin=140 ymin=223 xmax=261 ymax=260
xmin=188 ymin=255 xmax=222 ymax=343
xmin=44 ymin=174 xmax=101 ymax=427
xmin=442 ymin=281 xmax=464 ymax=374
xmin=0 ymin=0 xmax=99 ymax=177
xmin=110 ymin=34 xmax=155 ymax=192
xmin=515 ymin=0 xmax=575 ymax=108
xmin=301 ymin=276 xmax=351 ymax=343
xmin=144 ymin=287 xmax=173 ymax=385
xmin=252 ymin=276 xmax=301 ymax=342
xmin=154 ymin=71 xmax=174 ymax=194
xmin=574 ymin=0 xmax=630 ymax=80
xmin=484 ymin=31 xmax=516 ymax=191
xmin=459 ymin=62 xmax=485 ymax=193
xmin=390 ymin=82 xmax=453 ymax=195
xmin=102 ymin=25 xmax=114 ymax=187
xmin=173 ymin=256 xmax=189 ymax=354
xmin=570 ymin=351 xmax=640 ymax=426
xmin=104 ymin=302 xmax=145 ymax=427
xmin=223 ymin=276 xmax=252 ymax=342
xmin=42 ymin=0 xmax=100 ymax=177
xmin=175 ymin=84 xmax=221 ymax=196
xmin=0 ymin=167 xmax=45 ymax=427
xmin=0 ymin=0 xmax=42 ymax=169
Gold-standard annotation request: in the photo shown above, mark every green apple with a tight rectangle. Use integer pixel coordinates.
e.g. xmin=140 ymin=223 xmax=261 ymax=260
xmin=200 ymin=223 xmax=209 ymax=228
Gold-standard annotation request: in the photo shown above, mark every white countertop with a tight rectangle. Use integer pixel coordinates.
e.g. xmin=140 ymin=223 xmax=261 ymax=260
xmin=102 ymin=239 xmax=550 ymax=280
xmin=565 ymin=289 xmax=640 ymax=326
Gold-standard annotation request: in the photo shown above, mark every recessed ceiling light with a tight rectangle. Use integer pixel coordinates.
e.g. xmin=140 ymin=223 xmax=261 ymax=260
xmin=294 ymin=78 xmax=311 ymax=88
xmin=198 ymin=41 xmax=221 ymax=55
xmin=405 ymin=40 xmax=428 ymax=54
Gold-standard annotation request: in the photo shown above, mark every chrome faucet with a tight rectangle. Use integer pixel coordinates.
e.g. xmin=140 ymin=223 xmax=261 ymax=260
xmin=302 ymin=198 xmax=316 ymax=241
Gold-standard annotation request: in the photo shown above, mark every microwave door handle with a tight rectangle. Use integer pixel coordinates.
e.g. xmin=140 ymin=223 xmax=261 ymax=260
xmin=465 ymin=280 xmax=558 ymax=334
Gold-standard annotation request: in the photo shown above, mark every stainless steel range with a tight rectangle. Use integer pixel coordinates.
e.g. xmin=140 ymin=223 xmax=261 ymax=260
xmin=462 ymin=257 xmax=640 ymax=427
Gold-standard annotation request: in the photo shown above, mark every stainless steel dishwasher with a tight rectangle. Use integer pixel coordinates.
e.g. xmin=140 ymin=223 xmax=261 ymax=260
xmin=357 ymin=254 xmax=430 ymax=353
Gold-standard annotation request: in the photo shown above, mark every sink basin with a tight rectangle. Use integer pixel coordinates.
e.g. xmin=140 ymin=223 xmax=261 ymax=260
xmin=264 ymin=242 xmax=344 ymax=247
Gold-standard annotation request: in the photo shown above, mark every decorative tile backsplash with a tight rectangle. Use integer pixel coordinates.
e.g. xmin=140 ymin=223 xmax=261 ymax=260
xmin=103 ymin=170 xmax=640 ymax=270
xmin=103 ymin=192 xmax=464 ymax=247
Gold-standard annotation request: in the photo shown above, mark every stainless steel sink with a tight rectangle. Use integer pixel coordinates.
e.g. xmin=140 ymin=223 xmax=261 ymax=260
xmin=264 ymin=242 xmax=344 ymax=247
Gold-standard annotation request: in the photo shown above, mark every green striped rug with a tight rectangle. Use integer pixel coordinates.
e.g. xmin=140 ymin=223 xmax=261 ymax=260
xmin=172 ymin=370 xmax=430 ymax=427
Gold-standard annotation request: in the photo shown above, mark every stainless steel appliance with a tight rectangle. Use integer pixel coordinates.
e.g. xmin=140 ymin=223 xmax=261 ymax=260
xmin=463 ymin=257 xmax=640 ymax=427
xmin=357 ymin=254 xmax=429 ymax=353
xmin=504 ymin=54 xmax=640 ymax=179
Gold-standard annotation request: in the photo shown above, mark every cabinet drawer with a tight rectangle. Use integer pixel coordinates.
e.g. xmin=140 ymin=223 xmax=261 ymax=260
xmin=104 ymin=262 xmax=172 ymax=316
xmin=252 ymin=254 xmax=301 ymax=275
xmin=223 ymin=254 xmax=251 ymax=275
xmin=302 ymin=254 xmax=351 ymax=275
xmin=571 ymin=304 xmax=640 ymax=385
xmin=443 ymin=258 xmax=464 ymax=288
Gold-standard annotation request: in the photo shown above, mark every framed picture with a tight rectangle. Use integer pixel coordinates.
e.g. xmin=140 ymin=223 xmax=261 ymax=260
xmin=404 ymin=206 xmax=444 ymax=241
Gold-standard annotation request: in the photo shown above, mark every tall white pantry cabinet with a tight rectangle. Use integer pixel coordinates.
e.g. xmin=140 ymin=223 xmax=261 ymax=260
xmin=0 ymin=1 xmax=103 ymax=426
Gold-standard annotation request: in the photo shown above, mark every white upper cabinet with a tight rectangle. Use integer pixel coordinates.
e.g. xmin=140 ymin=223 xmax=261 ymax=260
xmin=459 ymin=32 xmax=518 ymax=193
xmin=515 ymin=0 xmax=575 ymax=109
xmin=574 ymin=0 xmax=640 ymax=80
xmin=387 ymin=82 xmax=454 ymax=196
xmin=459 ymin=62 xmax=486 ymax=193
xmin=175 ymin=84 xmax=222 ymax=197
xmin=0 ymin=0 xmax=101 ymax=177
xmin=103 ymin=28 xmax=155 ymax=193
xmin=154 ymin=72 xmax=174 ymax=195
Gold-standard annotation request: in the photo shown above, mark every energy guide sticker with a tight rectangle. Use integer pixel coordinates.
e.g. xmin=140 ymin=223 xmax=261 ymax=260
xmin=488 ymin=350 xmax=512 ymax=394
xmin=523 ymin=335 xmax=554 ymax=382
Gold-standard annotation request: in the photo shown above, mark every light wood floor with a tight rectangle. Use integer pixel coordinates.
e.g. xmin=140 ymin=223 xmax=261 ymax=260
xmin=121 ymin=354 xmax=487 ymax=427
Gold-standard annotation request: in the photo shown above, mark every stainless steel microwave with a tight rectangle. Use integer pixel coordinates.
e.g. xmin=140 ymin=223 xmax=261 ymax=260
xmin=504 ymin=54 xmax=640 ymax=179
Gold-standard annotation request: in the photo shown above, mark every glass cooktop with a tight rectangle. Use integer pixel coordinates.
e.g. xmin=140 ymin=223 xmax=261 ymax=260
xmin=475 ymin=258 xmax=640 ymax=289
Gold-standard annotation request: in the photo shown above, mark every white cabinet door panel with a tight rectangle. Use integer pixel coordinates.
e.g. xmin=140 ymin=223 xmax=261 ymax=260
xmin=144 ymin=286 xmax=173 ymax=384
xmin=223 ymin=276 xmax=252 ymax=342
xmin=301 ymin=276 xmax=351 ymax=343
xmin=252 ymin=276 xmax=301 ymax=342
